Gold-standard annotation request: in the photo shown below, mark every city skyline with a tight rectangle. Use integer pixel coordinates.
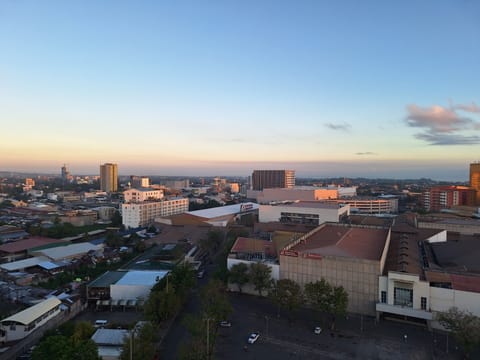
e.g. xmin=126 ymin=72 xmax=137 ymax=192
xmin=1 ymin=1 xmax=479 ymax=181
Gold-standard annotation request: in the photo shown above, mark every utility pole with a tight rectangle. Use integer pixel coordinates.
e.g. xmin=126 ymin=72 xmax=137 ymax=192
xmin=206 ymin=317 xmax=212 ymax=359
xmin=265 ymin=316 xmax=269 ymax=339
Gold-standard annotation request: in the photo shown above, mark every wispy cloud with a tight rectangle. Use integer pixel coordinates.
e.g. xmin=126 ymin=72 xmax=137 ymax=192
xmin=453 ymin=102 xmax=480 ymax=113
xmin=414 ymin=133 xmax=480 ymax=145
xmin=325 ymin=122 xmax=351 ymax=131
xmin=355 ymin=152 xmax=377 ymax=156
xmin=405 ymin=103 xmax=480 ymax=145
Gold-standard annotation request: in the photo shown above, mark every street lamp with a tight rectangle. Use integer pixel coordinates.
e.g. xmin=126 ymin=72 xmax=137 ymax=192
xmin=130 ymin=327 xmax=138 ymax=360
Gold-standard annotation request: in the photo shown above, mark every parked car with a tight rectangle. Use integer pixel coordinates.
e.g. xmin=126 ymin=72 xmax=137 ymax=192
xmin=248 ymin=332 xmax=260 ymax=344
xmin=219 ymin=321 xmax=232 ymax=327
xmin=197 ymin=270 xmax=205 ymax=279
xmin=314 ymin=326 xmax=322 ymax=334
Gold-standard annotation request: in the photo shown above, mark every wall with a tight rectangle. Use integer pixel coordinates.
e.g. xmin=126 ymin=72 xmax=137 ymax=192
xmin=280 ymin=253 xmax=380 ymax=315
xmin=259 ymin=204 xmax=347 ymax=224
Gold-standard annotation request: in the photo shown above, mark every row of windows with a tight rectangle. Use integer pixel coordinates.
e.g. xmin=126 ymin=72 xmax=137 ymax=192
xmin=381 ymin=290 xmax=427 ymax=310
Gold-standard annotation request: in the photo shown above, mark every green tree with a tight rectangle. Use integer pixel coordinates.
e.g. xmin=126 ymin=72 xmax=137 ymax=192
xmin=269 ymin=279 xmax=303 ymax=321
xmin=170 ymin=263 xmax=196 ymax=300
xmin=144 ymin=287 xmax=180 ymax=324
xmin=111 ymin=210 xmax=122 ymax=226
xmin=228 ymin=263 xmax=249 ymax=292
xmin=72 ymin=321 xmax=96 ymax=346
xmin=201 ymin=279 xmax=232 ymax=321
xmin=438 ymin=307 xmax=480 ymax=357
xmin=304 ymin=279 xmax=348 ymax=330
xmin=32 ymin=335 xmax=100 ymax=360
xmin=249 ymin=262 xmax=272 ymax=296
xmin=120 ymin=322 xmax=157 ymax=360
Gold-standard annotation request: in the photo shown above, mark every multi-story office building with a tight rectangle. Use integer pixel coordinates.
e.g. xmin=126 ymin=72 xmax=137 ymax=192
xmin=100 ymin=163 xmax=118 ymax=193
xmin=251 ymin=170 xmax=295 ymax=191
xmin=470 ymin=162 xmax=480 ymax=205
xmin=123 ymin=188 xmax=164 ymax=203
xmin=422 ymin=185 xmax=476 ymax=212
xmin=121 ymin=198 xmax=189 ymax=228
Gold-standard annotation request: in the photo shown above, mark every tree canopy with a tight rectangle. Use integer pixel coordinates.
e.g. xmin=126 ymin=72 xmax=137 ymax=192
xmin=249 ymin=262 xmax=272 ymax=296
xmin=228 ymin=262 xmax=249 ymax=292
xmin=438 ymin=307 xmax=480 ymax=356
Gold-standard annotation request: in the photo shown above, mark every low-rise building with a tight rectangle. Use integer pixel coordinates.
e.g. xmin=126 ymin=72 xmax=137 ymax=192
xmin=91 ymin=328 xmax=129 ymax=360
xmin=87 ymin=270 xmax=169 ymax=308
xmin=0 ymin=297 xmax=62 ymax=342
xmin=259 ymin=201 xmax=349 ymax=225
xmin=280 ymin=223 xmax=391 ymax=315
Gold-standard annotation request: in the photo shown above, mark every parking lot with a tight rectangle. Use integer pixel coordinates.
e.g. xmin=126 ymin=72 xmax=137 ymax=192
xmin=214 ymin=293 xmax=463 ymax=360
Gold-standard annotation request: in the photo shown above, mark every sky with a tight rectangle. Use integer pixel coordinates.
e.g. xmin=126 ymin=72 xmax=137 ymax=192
xmin=1 ymin=0 xmax=479 ymax=180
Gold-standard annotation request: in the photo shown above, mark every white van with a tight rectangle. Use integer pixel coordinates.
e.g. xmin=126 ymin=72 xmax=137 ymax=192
xmin=94 ymin=320 xmax=108 ymax=328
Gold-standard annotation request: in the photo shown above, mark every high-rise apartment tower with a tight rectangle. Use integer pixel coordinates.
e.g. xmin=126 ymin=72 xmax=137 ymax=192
xmin=251 ymin=170 xmax=295 ymax=191
xmin=470 ymin=162 xmax=480 ymax=205
xmin=100 ymin=163 xmax=118 ymax=192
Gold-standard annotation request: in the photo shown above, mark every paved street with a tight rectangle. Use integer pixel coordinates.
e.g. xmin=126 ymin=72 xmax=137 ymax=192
xmin=214 ymin=293 xmax=466 ymax=360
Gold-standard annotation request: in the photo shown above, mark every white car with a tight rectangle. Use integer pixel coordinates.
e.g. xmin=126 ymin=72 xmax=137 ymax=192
xmin=314 ymin=326 xmax=322 ymax=334
xmin=219 ymin=321 xmax=232 ymax=327
xmin=248 ymin=332 xmax=260 ymax=344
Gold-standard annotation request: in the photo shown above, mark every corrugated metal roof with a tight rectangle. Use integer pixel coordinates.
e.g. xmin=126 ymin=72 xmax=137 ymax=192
xmin=0 ymin=256 xmax=49 ymax=271
xmin=0 ymin=237 xmax=66 ymax=253
xmin=115 ymin=270 xmax=169 ymax=286
xmin=88 ymin=271 xmax=126 ymax=287
xmin=32 ymin=243 xmax=100 ymax=261
xmin=0 ymin=297 xmax=61 ymax=325
xmin=92 ymin=328 xmax=129 ymax=346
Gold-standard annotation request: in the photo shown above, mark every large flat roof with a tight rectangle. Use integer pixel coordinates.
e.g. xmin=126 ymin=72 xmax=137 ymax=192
xmin=0 ymin=256 xmax=48 ymax=272
xmin=187 ymin=202 xmax=259 ymax=219
xmin=88 ymin=271 xmax=126 ymax=287
xmin=430 ymin=239 xmax=480 ymax=274
xmin=1 ymin=297 xmax=61 ymax=325
xmin=32 ymin=243 xmax=100 ymax=261
xmin=88 ymin=270 xmax=169 ymax=288
xmin=287 ymin=224 xmax=389 ymax=261
xmin=115 ymin=270 xmax=168 ymax=286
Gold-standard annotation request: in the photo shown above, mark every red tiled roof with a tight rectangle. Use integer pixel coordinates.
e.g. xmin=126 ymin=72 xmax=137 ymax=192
xmin=0 ymin=237 xmax=66 ymax=253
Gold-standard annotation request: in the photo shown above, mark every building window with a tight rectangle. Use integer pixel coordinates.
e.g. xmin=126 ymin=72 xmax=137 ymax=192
xmin=421 ymin=297 xmax=427 ymax=310
xmin=394 ymin=287 xmax=413 ymax=307
xmin=381 ymin=291 xmax=387 ymax=303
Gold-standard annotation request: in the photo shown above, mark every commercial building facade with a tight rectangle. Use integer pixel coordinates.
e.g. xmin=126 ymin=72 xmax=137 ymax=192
xmin=121 ymin=198 xmax=189 ymax=228
xmin=100 ymin=163 xmax=118 ymax=193
xmin=422 ymin=185 xmax=476 ymax=212
xmin=123 ymin=188 xmax=164 ymax=203
xmin=251 ymin=170 xmax=295 ymax=191
xmin=470 ymin=162 xmax=480 ymax=205
xmin=259 ymin=202 xmax=349 ymax=225
xmin=280 ymin=223 xmax=391 ymax=315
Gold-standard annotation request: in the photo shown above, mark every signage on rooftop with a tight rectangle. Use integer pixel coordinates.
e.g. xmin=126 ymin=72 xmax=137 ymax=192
xmin=240 ymin=203 xmax=254 ymax=212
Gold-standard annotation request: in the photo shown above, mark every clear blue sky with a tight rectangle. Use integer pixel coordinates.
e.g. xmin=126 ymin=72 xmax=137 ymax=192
xmin=1 ymin=1 xmax=479 ymax=180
